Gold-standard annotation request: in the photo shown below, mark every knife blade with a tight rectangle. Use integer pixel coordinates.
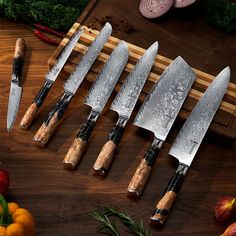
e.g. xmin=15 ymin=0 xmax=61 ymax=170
xmin=19 ymin=28 xmax=84 ymax=130
xmin=127 ymin=56 xmax=196 ymax=197
xmin=7 ymin=38 xmax=26 ymax=131
xmin=63 ymin=40 xmax=129 ymax=170
xmin=150 ymin=67 xmax=230 ymax=224
xmin=93 ymin=41 xmax=159 ymax=176
xmin=33 ymin=22 xmax=112 ymax=147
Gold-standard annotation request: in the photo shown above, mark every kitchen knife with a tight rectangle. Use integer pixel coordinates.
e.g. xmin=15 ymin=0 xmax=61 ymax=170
xmin=150 ymin=67 xmax=230 ymax=224
xmin=19 ymin=28 xmax=84 ymax=130
xmin=7 ymin=38 xmax=26 ymax=131
xmin=93 ymin=41 xmax=159 ymax=176
xmin=33 ymin=23 xmax=112 ymax=147
xmin=63 ymin=41 xmax=129 ymax=170
xmin=127 ymin=56 xmax=196 ymax=197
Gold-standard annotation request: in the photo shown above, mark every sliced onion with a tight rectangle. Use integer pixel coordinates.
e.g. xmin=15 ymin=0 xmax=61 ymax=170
xmin=139 ymin=0 xmax=174 ymax=19
xmin=173 ymin=0 xmax=197 ymax=8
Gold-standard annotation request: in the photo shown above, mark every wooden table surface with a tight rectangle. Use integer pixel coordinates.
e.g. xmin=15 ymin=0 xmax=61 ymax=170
xmin=0 ymin=1 xmax=236 ymax=235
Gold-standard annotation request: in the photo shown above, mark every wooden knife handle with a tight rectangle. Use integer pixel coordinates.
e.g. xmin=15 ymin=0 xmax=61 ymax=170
xmin=150 ymin=164 xmax=188 ymax=224
xmin=63 ymin=137 xmax=87 ymax=169
xmin=127 ymin=138 xmax=163 ymax=198
xmin=93 ymin=119 xmax=126 ymax=176
xmin=63 ymin=111 xmax=99 ymax=170
xmin=12 ymin=38 xmax=26 ymax=84
xmin=19 ymin=80 xmax=53 ymax=130
xmin=33 ymin=92 xmax=73 ymax=147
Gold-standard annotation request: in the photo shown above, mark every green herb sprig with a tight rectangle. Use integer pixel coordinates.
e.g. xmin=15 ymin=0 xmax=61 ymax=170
xmin=91 ymin=207 xmax=151 ymax=236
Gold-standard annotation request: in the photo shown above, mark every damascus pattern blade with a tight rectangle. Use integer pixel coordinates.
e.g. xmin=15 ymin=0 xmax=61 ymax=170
xmin=85 ymin=41 xmax=129 ymax=113
xmin=45 ymin=29 xmax=84 ymax=82
xmin=64 ymin=22 xmax=112 ymax=94
xmin=110 ymin=41 xmax=158 ymax=119
xmin=134 ymin=56 xmax=196 ymax=141
xmin=169 ymin=67 xmax=230 ymax=166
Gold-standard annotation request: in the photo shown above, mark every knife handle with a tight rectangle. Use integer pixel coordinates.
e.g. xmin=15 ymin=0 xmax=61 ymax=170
xmin=93 ymin=118 xmax=127 ymax=176
xmin=19 ymin=80 xmax=53 ymax=130
xmin=150 ymin=164 xmax=188 ymax=224
xmin=127 ymin=138 xmax=163 ymax=198
xmin=63 ymin=111 xmax=99 ymax=170
xmin=12 ymin=38 xmax=26 ymax=84
xmin=33 ymin=92 xmax=73 ymax=147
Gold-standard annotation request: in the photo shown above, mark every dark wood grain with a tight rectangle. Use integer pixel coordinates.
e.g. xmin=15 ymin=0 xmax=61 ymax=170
xmin=0 ymin=1 xmax=236 ymax=235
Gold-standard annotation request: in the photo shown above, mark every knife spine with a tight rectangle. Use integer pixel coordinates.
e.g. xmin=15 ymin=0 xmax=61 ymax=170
xmin=127 ymin=138 xmax=163 ymax=198
xmin=63 ymin=110 xmax=100 ymax=169
xmin=93 ymin=116 xmax=127 ymax=176
xmin=33 ymin=92 xmax=74 ymax=147
xmin=150 ymin=164 xmax=188 ymax=224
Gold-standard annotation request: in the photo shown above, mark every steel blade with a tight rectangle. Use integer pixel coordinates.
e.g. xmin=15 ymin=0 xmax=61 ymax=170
xmin=45 ymin=29 xmax=84 ymax=82
xmin=85 ymin=41 xmax=129 ymax=112
xmin=7 ymin=82 xmax=22 ymax=131
xmin=110 ymin=41 xmax=158 ymax=119
xmin=133 ymin=56 xmax=196 ymax=141
xmin=169 ymin=67 xmax=230 ymax=166
xmin=64 ymin=22 xmax=112 ymax=94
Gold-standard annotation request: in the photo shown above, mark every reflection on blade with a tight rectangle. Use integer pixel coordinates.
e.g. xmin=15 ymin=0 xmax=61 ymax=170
xmin=134 ymin=56 xmax=196 ymax=141
xmin=110 ymin=41 xmax=158 ymax=119
xmin=7 ymin=83 xmax=22 ymax=131
xmin=85 ymin=41 xmax=129 ymax=113
xmin=169 ymin=67 xmax=230 ymax=166
xmin=45 ymin=29 xmax=84 ymax=82
xmin=64 ymin=22 xmax=112 ymax=94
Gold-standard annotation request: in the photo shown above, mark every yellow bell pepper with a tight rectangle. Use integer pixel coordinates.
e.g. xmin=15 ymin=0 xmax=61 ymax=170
xmin=0 ymin=194 xmax=35 ymax=236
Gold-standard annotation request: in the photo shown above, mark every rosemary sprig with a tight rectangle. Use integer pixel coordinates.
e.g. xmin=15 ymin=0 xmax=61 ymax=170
xmin=91 ymin=207 xmax=151 ymax=236
xmin=90 ymin=210 xmax=120 ymax=236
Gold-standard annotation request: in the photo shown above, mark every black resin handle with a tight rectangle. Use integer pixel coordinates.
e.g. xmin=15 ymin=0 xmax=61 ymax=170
xmin=93 ymin=117 xmax=127 ymax=176
xmin=63 ymin=111 xmax=100 ymax=170
xmin=150 ymin=163 xmax=188 ymax=224
xmin=33 ymin=92 xmax=73 ymax=147
xmin=127 ymin=138 xmax=163 ymax=197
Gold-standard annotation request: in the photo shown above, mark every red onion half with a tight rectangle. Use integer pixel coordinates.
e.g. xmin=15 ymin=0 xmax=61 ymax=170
xmin=173 ymin=0 xmax=197 ymax=8
xmin=139 ymin=0 xmax=174 ymax=18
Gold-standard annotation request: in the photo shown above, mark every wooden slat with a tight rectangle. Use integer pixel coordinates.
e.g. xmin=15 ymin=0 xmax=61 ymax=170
xmin=48 ymin=23 xmax=236 ymax=138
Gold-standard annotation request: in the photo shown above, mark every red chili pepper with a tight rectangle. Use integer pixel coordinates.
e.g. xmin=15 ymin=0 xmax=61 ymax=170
xmin=34 ymin=24 xmax=65 ymax=38
xmin=34 ymin=29 xmax=60 ymax=46
xmin=0 ymin=169 xmax=9 ymax=197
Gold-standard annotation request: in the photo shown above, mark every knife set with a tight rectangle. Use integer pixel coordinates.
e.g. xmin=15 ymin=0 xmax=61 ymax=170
xmin=8 ymin=22 xmax=230 ymax=224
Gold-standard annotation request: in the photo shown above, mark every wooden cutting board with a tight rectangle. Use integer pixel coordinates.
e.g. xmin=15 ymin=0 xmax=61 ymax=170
xmin=48 ymin=23 xmax=236 ymax=138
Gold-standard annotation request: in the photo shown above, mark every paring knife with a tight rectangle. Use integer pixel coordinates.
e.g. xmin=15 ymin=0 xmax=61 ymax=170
xmin=33 ymin=23 xmax=112 ymax=147
xmin=19 ymin=28 xmax=84 ymax=130
xmin=7 ymin=38 xmax=26 ymax=131
xmin=63 ymin=41 xmax=129 ymax=170
xmin=150 ymin=67 xmax=230 ymax=224
xmin=93 ymin=41 xmax=159 ymax=176
xmin=127 ymin=56 xmax=196 ymax=198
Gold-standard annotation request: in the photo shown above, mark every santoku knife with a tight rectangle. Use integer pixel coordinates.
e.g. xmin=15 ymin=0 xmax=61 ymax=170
xmin=19 ymin=28 xmax=84 ymax=130
xmin=127 ymin=56 xmax=196 ymax=197
xmin=93 ymin=41 xmax=159 ymax=176
xmin=150 ymin=67 xmax=230 ymax=224
xmin=63 ymin=40 xmax=129 ymax=170
xmin=7 ymin=38 xmax=26 ymax=131
xmin=33 ymin=23 xmax=112 ymax=147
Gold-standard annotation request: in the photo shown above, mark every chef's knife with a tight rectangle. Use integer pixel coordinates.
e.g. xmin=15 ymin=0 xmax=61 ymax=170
xmin=7 ymin=38 xmax=26 ymax=131
xmin=19 ymin=28 xmax=84 ymax=130
xmin=93 ymin=41 xmax=159 ymax=176
xmin=63 ymin=41 xmax=129 ymax=170
xmin=33 ymin=23 xmax=112 ymax=147
xmin=127 ymin=56 xmax=196 ymax=197
xmin=150 ymin=67 xmax=230 ymax=224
